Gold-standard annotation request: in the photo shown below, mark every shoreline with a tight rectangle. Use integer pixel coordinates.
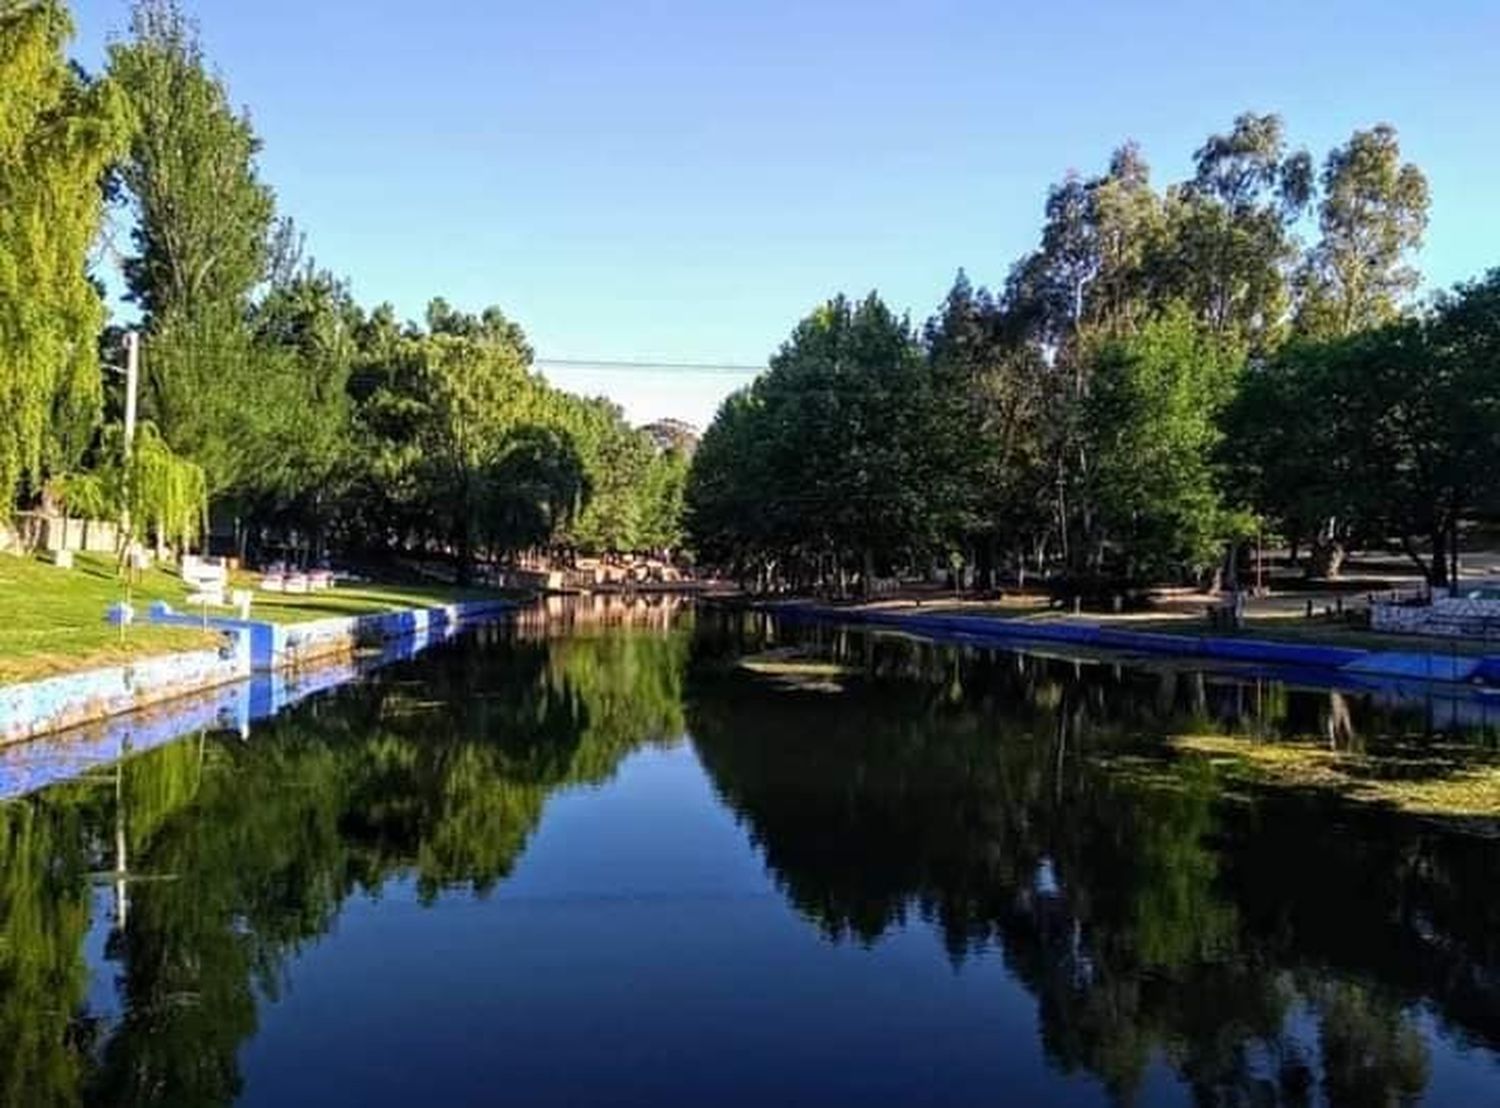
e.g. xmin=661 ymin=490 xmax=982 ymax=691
xmin=0 ymin=598 xmax=516 ymax=747
xmin=760 ymin=600 xmax=1500 ymax=690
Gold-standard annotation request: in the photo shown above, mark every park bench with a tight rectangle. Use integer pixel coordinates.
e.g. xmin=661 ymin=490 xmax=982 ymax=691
xmin=181 ymin=555 xmax=229 ymax=606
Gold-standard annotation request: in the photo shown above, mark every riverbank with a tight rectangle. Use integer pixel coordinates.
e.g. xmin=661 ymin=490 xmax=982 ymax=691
xmin=760 ymin=599 xmax=1500 ymax=687
xmin=0 ymin=609 xmax=477 ymax=800
xmin=0 ymin=550 xmax=521 ymax=745
xmin=0 ymin=597 xmax=515 ymax=745
xmin=0 ymin=552 xmax=508 ymax=683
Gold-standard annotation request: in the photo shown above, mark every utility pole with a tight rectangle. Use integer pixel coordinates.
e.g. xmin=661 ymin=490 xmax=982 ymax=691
xmin=107 ymin=330 xmax=142 ymax=582
xmin=123 ymin=330 xmax=140 ymax=455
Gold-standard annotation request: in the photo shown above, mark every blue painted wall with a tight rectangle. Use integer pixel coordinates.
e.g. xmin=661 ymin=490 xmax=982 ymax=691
xmin=0 ymin=598 xmax=513 ymax=746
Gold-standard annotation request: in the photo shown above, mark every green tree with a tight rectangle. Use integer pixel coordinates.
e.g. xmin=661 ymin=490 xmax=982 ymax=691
xmin=1086 ymin=305 xmax=1244 ymax=581
xmin=688 ymin=293 xmax=934 ymax=591
xmin=108 ymin=0 xmax=277 ymax=496
xmin=109 ymin=0 xmax=274 ymax=326
xmin=1161 ymin=112 xmax=1311 ymax=349
xmin=0 ymin=0 xmax=128 ymax=512
xmin=923 ymin=270 xmax=1049 ymax=586
xmin=1296 ymin=124 xmax=1429 ymax=338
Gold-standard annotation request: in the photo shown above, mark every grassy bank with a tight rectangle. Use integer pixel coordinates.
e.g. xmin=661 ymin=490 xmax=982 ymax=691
xmin=0 ymin=553 xmax=510 ymax=685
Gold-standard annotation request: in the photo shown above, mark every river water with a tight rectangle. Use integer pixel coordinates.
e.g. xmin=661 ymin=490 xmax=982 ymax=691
xmin=5 ymin=602 xmax=1500 ymax=1106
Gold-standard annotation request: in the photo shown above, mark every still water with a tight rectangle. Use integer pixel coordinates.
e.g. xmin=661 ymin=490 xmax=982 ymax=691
xmin=6 ymin=602 xmax=1500 ymax=1106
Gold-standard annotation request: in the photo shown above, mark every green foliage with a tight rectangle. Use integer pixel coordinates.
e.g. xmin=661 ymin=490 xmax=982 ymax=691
xmin=1228 ymin=271 xmax=1500 ymax=583
xmin=0 ymin=0 xmax=128 ymax=513
xmin=47 ymin=422 xmax=207 ymax=550
xmin=108 ymin=0 xmax=275 ymax=325
xmin=691 ymin=112 xmax=1449 ymax=589
xmin=687 ymin=293 xmax=933 ymax=586
xmin=1085 ymin=306 xmax=1245 ymax=578
xmin=1296 ymin=125 xmax=1430 ymax=338
xmin=340 ymin=300 xmax=680 ymax=572
xmin=107 ymin=0 xmax=287 ymax=508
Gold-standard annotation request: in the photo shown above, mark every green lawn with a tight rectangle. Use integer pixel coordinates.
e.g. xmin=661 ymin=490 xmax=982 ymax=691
xmin=0 ymin=552 xmax=511 ymax=685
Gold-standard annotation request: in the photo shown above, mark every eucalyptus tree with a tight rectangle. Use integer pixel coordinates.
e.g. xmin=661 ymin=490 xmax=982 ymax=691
xmin=1296 ymin=125 xmax=1429 ymax=338
xmin=1162 ymin=112 xmax=1312 ymax=350
xmin=1002 ymin=145 xmax=1168 ymax=577
xmin=0 ymin=0 xmax=128 ymax=513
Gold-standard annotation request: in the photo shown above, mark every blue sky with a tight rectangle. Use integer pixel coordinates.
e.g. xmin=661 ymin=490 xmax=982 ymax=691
xmin=70 ymin=0 xmax=1500 ymax=428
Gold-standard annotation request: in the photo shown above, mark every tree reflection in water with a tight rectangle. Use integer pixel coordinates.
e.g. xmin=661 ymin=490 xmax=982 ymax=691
xmin=688 ymin=612 xmax=1500 ymax=1106
xmin=0 ymin=607 xmax=1493 ymax=1106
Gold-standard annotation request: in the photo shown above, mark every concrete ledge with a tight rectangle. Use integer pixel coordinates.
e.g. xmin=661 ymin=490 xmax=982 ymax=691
xmin=0 ymin=598 xmax=514 ymax=747
xmin=0 ymin=637 xmax=249 ymax=746
xmin=0 ymin=613 xmax=477 ymax=801
xmin=147 ymin=598 xmax=513 ymax=671
xmin=1342 ymin=652 xmax=1481 ymax=683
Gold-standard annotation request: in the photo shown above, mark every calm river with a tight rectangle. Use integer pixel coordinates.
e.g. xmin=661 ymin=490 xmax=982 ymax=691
xmin=6 ymin=601 xmax=1500 ymax=1106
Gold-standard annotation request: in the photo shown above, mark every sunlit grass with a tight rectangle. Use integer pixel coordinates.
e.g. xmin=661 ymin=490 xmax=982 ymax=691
xmin=0 ymin=551 xmax=508 ymax=684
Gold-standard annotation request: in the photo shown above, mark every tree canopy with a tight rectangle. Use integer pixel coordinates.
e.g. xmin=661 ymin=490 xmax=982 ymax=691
xmin=689 ymin=111 xmax=1462 ymax=592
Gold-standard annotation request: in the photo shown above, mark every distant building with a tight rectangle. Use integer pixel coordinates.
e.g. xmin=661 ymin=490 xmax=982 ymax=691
xmin=641 ymin=418 xmax=700 ymax=457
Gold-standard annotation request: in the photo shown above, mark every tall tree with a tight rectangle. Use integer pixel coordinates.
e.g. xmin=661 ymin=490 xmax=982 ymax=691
xmin=1296 ymin=124 xmax=1429 ymax=337
xmin=688 ymin=293 xmax=933 ymax=590
xmin=924 ymin=271 xmax=1049 ymax=586
xmin=108 ymin=0 xmax=276 ymax=494
xmin=108 ymin=0 xmax=274 ymax=326
xmin=0 ymin=0 xmax=127 ymax=512
xmin=1162 ymin=112 xmax=1311 ymax=349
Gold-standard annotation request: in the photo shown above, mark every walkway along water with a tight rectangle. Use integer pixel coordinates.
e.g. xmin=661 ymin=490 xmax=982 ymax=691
xmin=0 ymin=598 xmax=515 ymax=746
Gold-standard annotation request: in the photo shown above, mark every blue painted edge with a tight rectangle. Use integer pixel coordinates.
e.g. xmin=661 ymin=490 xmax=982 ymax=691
xmin=0 ymin=597 xmax=515 ymax=746
xmin=146 ymin=598 xmax=515 ymax=671
xmin=0 ymin=599 xmax=520 ymax=800
xmin=764 ymin=602 xmax=1500 ymax=687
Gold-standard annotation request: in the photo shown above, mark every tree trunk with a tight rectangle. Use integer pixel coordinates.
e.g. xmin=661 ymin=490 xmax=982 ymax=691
xmin=1429 ymin=525 xmax=1449 ymax=589
xmin=1449 ymin=515 xmax=1460 ymax=592
xmin=1308 ymin=539 xmax=1345 ymax=580
xmin=455 ymin=523 xmax=474 ymax=586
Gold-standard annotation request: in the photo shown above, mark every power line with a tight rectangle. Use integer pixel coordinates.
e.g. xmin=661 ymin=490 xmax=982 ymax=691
xmin=534 ymin=358 xmax=762 ymax=375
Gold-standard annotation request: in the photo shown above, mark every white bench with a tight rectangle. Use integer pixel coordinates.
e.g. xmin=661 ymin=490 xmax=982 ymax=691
xmin=181 ymin=555 xmax=229 ymax=605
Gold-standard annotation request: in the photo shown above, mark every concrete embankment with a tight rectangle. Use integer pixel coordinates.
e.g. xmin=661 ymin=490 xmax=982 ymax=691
xmin=0 ymin=599 xmax=514 ymax=747
xmin=767 ymin=603 xmax=1500 ymax=689
xmin=0 ymin=614 xmax=477 ymax=799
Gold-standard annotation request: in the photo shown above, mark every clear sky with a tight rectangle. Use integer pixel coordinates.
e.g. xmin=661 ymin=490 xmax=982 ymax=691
xmin=69 ymin=0 xmax=1500 ymax=429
